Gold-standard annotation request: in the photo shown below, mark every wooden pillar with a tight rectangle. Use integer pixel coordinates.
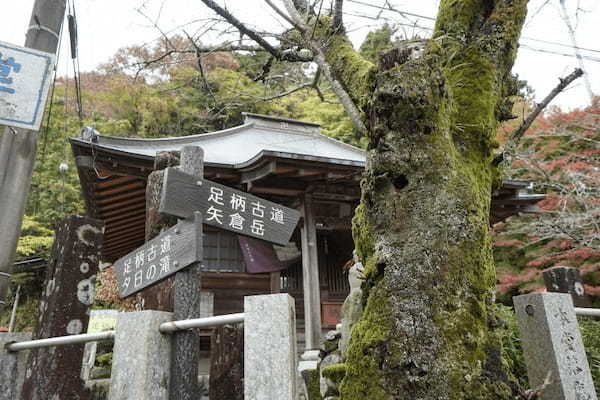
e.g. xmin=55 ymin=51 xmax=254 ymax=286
xmin=170 ymin=146 xmax=204 ymax=399
xmin=138 ymin=151 xmax=180 ymax=311
xmin=270 ymin=271 xmax=281 ymax=294
xmin=209 ymin=324 xmax=244 ymax=400
xmin=301 ymin=194 xmax=322 ymax=352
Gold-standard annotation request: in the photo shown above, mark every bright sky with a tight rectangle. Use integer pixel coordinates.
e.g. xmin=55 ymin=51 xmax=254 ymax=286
xmin=2 ymin=0 xmax=599 ymax=111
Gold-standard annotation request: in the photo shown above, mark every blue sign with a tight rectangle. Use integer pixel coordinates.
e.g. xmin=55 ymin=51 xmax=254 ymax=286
xmin=0 ymin=40 xmax=55 ymax=131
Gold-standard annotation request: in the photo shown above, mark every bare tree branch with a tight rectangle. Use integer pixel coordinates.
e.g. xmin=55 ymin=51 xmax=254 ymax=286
xmin=312 ymin=48 xmax=367 ymax=134
xmin=510 ymin=68 xmax=583 ymax=145
xmin=264 ymin=0 xmax=304 ymax=31
xmin=229 ymin=66 xmax=334 ymax=104
xmin=559 ymin=0 xmax=594 ymax=102
xmin=496 ymin=68 xmax=584 ymax=165
xmin=183 ymin=30 xmax=217 ymax=106
xmin=333 ymin=0 xmax=344 ymax=31
xmin=253 ymin=56 xmax=274 ymax=82
xmin=197 ymin=0 xmax=368 ymax=134
xmin=310 ymin=0 xmax=325 ymax=41
xmin=200 ymin=0 xmax=310 ymax=61
xmin=282 ymin=0 xmax=368 ymax=135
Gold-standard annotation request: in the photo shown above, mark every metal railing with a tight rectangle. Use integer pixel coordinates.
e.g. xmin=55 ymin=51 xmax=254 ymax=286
xmin=159 ymin=313 xmax=245 ymax=333
xmin=5 ymin=305 xmax=599 ymax=352
xmin=574 ymin=307 xmax=600 ymax=317
xmin=6 ymin=331 xmax=115 ymax=352
xmin=4 ymin=313 xmax=246 ymax=351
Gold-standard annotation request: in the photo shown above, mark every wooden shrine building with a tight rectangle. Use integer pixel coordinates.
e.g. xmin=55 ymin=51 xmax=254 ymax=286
xmin=70 ymin=112 xmax=544 ymax=353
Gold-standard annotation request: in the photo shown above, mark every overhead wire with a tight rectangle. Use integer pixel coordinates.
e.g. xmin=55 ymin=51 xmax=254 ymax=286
xmin=344 ymin=0 xmax=600 ymax=56
xmin=341 ymin=6 xmax=600 ymax=64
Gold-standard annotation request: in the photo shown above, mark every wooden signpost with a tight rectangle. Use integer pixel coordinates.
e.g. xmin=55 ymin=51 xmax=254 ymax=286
xmin=112 ymin=145 xmax=300 ymax=399
xmin=159 ymin=167 xmax=300 ymax=246
xmin=114 ymin=214 xmax=203 ymax=298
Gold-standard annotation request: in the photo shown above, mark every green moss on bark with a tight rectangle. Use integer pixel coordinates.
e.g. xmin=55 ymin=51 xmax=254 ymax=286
xmin=306 ymin=1 xmax=530 ymax=399
xmin=303 ymin=369 xmax=324 ymax=400
xmin=339 ymin=285 xmax=393 ymax=399
xmin=322 ymin=363 xmax=347 ymax=385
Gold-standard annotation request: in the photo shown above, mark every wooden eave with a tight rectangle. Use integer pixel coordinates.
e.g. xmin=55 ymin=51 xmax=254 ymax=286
xmin=70 ymin=141 xmax=544 ymax=262
xmin=70 ymin=140 xmax=365 ymax=261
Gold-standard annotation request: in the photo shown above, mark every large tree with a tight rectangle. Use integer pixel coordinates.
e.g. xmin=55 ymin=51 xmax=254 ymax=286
xmin=201 ymin=0 xmax=531 ymax=398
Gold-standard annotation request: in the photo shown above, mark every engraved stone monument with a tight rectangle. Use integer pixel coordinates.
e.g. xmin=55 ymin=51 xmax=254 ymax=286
xmin=514 ymin=292 xmax=597 ymax=400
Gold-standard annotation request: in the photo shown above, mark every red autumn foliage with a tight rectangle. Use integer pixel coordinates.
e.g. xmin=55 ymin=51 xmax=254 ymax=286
xmin=493 ymin=97 xmax=599 ymax=304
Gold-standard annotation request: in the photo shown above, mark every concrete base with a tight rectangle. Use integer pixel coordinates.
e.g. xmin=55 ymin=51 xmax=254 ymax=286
xmin=109 ymin=311 xmax=173 ymax=400
xmin=244 ymin=294 xmax=297 ymax=400
xmin=0 ymin=332 xmax=32 ymax=400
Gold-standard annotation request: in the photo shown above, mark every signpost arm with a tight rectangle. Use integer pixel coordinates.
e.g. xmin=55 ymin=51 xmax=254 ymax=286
xmin=170 ymin=145 xmax=204 ymax=399
xmin=0 ymin=0 xmax=67 ymax=314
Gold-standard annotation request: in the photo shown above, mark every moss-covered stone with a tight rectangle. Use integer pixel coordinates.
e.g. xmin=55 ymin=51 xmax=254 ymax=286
xmin=322 ymin=363 xmax=347 ymax=385
xmin=96 ymin=352 xmax=113 ymax=367
xmin=322 ymin=335 xmax=340 ymax=354
xmin=302 ymin=368 xmax=324 ymax=400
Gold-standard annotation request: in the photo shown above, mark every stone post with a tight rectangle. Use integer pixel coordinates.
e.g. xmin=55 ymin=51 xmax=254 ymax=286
xmin=21 ymin=215 xmax=104 ymax=400
xmin=109 ymin=311 xmax=173 ymax=400
xmin=0 ymin=332 xmax=31 ymax=400
xmin=244 ymin=294 xmax=297 ymax=400
xmin=543 ymin=265 xmax=591 ymax=307
xmin=514 ymin=292 xmax=597 ymax=400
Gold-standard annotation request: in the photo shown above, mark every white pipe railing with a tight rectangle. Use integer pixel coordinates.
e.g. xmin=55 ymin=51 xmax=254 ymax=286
xmin=5 ymin=312 xmax=246 ymax=351
xmin=4 ymin=306 xmax=596 ymax=352
xmin=574 ymin=307 xmax=600 ymax=317
xmin=6 ymin=330 xmax=115 ymax=352
xmin=159 ymin=313 xmax=245 ymax=333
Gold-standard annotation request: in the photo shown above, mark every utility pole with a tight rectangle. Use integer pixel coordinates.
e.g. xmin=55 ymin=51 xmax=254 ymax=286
xmin=0 ymin=0 xmax=66 ymax=314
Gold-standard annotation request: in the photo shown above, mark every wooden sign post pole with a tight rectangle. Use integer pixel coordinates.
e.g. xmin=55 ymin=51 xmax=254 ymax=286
xmin=170 ymin=146 xmax=204 ymax=399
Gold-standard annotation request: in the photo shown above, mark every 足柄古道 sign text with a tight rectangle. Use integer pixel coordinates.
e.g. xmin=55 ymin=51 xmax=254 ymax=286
xmin=160 ymin=167 xmax=301 ymax=246
xmin=114 ymin=216 xmax=202 ymax=298
xmin=0 ymin=40 xmax=55 ymax=131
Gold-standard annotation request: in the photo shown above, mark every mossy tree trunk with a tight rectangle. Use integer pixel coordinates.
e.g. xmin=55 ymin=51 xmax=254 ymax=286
xmin=200 ymin=0 xmax=529 ymax=397
xmin=316 ymin=1 xmax=528 ymax=398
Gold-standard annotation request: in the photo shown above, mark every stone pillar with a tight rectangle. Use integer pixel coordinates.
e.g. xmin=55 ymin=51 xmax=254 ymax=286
xmin=543 ymin=265 xmax=591 ymax=307
xmin=514 ymin=293 xmax=597 ymax=400
xmin=21 ymin=215 xmax=104 ymax=400
xmin=244 ymin=294 xmax=297 ymax=400
xmin=109 ymin=311 xmax=173 ymax=400
xmin=81 ymin=342 xmax=97 ymax=381
xmin=0 ymin=332 xmax=31 ymax=400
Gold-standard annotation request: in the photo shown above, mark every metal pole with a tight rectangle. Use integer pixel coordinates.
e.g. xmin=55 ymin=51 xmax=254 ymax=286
xmin=574 ymin=307 xmax=600 ymax=318
xmin=160 ymin=313 xmax=245 ymax=334
xmin=0 ymin=0 xmax=67 ymax=315
xmin=6 ymin=330 xmax=115 ymax=352
xmin=170 ymin=146 xmax=204 ymax=400
xmin=8 ymin=285 xmax=21 ymax=333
